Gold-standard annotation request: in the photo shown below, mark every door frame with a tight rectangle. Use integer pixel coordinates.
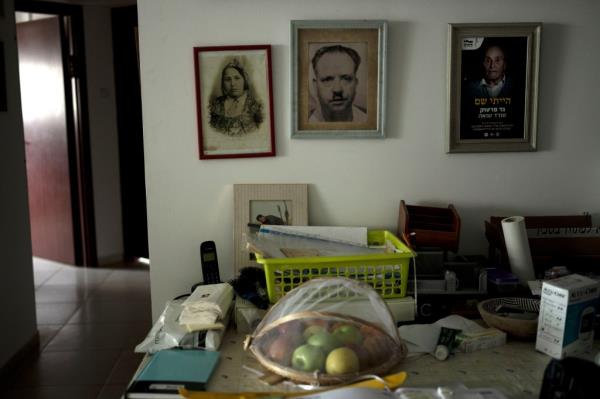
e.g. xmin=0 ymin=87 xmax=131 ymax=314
xmin=15 ymin=0 xmax=97 ymax=266
xmin=112 ymin=6 xmax=149 ymax=261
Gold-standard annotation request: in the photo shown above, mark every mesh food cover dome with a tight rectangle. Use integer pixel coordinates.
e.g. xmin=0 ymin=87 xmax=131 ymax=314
xmin=244 ymin=277 xmax=407 ymax=385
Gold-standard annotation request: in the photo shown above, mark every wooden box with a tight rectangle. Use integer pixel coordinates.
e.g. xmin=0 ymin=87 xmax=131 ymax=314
xmin=484 ymin=214 xmax=600 ymax=272
xmin=397 ymin=200 xmax=461 ymax=253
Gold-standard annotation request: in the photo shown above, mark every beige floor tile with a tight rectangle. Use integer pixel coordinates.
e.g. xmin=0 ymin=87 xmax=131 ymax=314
xmin=88 ymin=283 xmax=151 ymax=302
xmin=35 ymin=284 xmax=93 ymax=303
xmin=97 ymin=384 xmax=128 ymax=399
xmin=33 ymin=269 xmax=59 ymax=288
xmin=106 ymin=351 xmax=145 ymax=385
xmin=44 ymin=267 xmax=111 ymax=288
xmin=13 ymin=350 xmax=121 ymax=387
xmin=67 ymin=300 xmax=151 ymax=324
xmin=0 ymin=385 xmax=101 ymax=399
xmin=25 ymin=258 xmax=151 ymax=393
xmin=45 ymin=323 xmax=149 ymax=351
xmin=103 ymin=269 xmax=150 ymax=285
xmin=35 ymin=303 xmax=81 ymax=325
xmin=37 ymin=324 xmax=63 ymax=350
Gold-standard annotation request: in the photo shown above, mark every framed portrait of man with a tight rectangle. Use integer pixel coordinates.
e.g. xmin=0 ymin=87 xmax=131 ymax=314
xmin=447 ymin=23 xmax=541 ymax=153
xmin=291 ymin=20 xmax=387 ymax=139
xmin=193 ymin=45 xmax=276 ymax=159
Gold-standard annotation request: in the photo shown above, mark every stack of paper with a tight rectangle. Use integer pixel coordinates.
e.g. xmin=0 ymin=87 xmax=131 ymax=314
xmin=259 ymin=225 xmax=368 ymax=247
xmin=179 ymin=283 xmax=233 ymax=332
xmin=248 ymin=225 xmax=385 ymax=259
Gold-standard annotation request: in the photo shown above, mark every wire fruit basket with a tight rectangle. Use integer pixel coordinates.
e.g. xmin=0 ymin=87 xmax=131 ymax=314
xmin=244 ymin=278 xmax=408 ymax=385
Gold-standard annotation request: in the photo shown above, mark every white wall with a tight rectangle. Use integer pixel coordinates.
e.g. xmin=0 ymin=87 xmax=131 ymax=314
xmin=0 ymin=1 xmax=38 ymax=367
xmin=84 ymin=6 xmax=124 ymax=264
xmin=137 ymin=0 xmax=600 ymax=319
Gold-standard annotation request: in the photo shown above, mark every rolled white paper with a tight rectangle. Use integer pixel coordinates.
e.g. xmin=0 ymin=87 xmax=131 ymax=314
xmin=501 ymin=216 xmax=536 ymax=285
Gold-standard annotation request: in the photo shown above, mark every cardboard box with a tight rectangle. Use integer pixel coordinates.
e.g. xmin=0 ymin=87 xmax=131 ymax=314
xmin=456 ymin=328 xmax=507 ymax=353
xmin=234 ymin=298 xmax=267 ymax=334
xmin=536 ymin=274 xmax=600 ymax=359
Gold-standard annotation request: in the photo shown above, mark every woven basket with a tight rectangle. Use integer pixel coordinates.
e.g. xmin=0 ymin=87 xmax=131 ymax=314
xmin=245 ymin=310 xmax=407 ymax=385
xmin=478 ymin=297 xmax=540 ymax=339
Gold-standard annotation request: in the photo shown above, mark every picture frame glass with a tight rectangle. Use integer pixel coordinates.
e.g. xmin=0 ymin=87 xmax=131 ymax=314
xmin=250 ymin=200 xmax=293 ymax=227
xmin=459 ymin=36 xmax=528 ymax=141
xmin=292 ymin=21 xmax=387 ymax=138
xmin=447 ymin=24 xmax=541 ymax=153
xmin=233 ymin=184 xmax=308 ymax=272
xmin=194 ymin=45 xmax=275 ymax=159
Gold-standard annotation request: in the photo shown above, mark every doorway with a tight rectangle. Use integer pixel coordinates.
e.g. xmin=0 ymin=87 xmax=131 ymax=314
xmin=112 ymin=5 xmax=149 ymax=261
xmin=15 ymin=1 xmax=96 ymax=266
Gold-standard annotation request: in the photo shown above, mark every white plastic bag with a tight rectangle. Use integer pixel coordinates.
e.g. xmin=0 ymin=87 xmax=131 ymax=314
xmin=135 ymin=300 xmax=189 ymax=354
xmin=135 ymin=299 xmax=231 ymax=353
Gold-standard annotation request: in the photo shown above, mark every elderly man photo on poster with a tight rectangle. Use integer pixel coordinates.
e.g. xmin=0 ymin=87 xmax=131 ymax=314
xmin=459 ymin=36 xmax=528 ymax=140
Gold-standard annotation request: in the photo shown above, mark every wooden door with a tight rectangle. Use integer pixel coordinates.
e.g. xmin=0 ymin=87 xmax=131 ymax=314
xmin=17 ymin=17 xmax=76 ymax=264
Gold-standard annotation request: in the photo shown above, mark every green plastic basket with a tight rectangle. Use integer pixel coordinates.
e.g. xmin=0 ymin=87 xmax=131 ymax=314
xmin=255 ymin=230 xmax=415 ymax=303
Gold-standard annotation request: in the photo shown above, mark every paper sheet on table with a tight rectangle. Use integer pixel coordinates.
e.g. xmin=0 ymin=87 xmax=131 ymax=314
xmin=246 ymin=228 xmax=385 ymax=259
xmin=398 ymin=315 xmax=487 ymax=354
xmin=258 ymin=225 xmax=368 ymax=247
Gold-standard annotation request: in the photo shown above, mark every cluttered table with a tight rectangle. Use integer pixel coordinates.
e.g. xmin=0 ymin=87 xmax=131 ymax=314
xmin=205 ymin=327 xmax=598 ymax=398
xmin=128 ymin=220 xmax=600 ymax=398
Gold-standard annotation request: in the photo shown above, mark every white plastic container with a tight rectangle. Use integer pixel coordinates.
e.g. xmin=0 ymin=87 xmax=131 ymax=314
xmin=536 ymin=274 xmax=600 ymax=359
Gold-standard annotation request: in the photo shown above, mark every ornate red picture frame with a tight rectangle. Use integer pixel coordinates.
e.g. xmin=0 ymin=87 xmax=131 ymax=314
xmin=194 ymin=45 xmax=276 ymax=159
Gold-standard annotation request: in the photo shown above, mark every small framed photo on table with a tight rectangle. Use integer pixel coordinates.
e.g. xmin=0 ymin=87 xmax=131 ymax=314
xmin=194 ymin=45 xmax=276 ymax=159
xmin=447 ymin=23 xmax=541 ymax=153
xmin=291 ymin=20 xmax=387 ymax=139
xmin=233 ymin=184 xmax=308 ymax=273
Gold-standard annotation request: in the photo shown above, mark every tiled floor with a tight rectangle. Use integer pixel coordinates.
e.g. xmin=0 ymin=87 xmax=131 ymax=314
xmin=0 ymin=257 xmax=152 ymax=399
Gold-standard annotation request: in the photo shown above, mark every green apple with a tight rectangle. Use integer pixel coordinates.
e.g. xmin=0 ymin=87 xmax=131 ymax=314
xmin=325 ymin=347 xmax=360 ymax=375
xmin=303 ymin=325 xmax=327 ymax=340
xmin=291 ymin=344 xmax=326 ymax=372
xmin=307 ymin=331 xmax=343 ymax=353
xmin=332 ymin=324 xmax=363 ymax=345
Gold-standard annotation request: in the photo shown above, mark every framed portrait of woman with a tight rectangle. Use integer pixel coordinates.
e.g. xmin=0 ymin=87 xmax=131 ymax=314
xmin=194 ymin=45 xmax=276 ymax=159
xmin=447 ymin=23 xmax=541 ymax=153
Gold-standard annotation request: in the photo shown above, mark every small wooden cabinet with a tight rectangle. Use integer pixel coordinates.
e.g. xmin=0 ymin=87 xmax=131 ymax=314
xmin=397 ymin=200 xmax=461 ymax=253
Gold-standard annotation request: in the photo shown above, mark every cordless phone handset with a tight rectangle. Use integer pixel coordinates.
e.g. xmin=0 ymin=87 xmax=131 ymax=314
xmin=200 ymin=241 xmax=221 ymax=284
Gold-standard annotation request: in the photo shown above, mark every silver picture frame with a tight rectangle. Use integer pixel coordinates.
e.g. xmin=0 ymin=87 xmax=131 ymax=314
xmin=447 ymin=23 xmax=541 ymax=153
xmin=291 ymin=20 xmax=387 ymax=139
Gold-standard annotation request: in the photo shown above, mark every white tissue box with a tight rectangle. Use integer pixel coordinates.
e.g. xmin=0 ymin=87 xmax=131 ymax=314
xmin=536 ymin=274 xmax=600 ymax=359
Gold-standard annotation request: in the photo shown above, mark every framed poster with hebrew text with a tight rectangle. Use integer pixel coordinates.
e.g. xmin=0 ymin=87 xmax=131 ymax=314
xmin=447 ymin=23 xmax=541 ymax=153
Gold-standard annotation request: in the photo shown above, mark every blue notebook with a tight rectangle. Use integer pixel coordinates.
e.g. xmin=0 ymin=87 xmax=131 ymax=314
xmin=126 ymin=349 xmax=220 ymax=398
